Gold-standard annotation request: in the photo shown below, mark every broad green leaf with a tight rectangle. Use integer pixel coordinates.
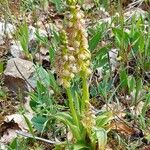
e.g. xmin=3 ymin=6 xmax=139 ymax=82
xmin=96 ymin=128 xmax=107 ymax=150
xmin=112 ymin=28 xmax=129 ymax=48
xmin=31 ymin=116 xmax=48 ymax=132
xmin=56 ymin=112 xmax=73 ymax=123
xmin=136 ymin=78 xmax=143 ymax=93
xmin=89 ymin=31 xmax=102 ymax=51
xmin=96 ymin=112 xmax=113 ymax=128
xmin=119 ymin=68 xmax=128 ymax=89
xmin=128 ymin=76 xmax=136 ymax=93
xmin=96 ymin=46 xmax=110 ymax=56
xmin=144 ymin=61 xmax=150 ymax=71
xmin=135 ymin=78 xmax=143 ymax=99
xmin=55 ymin=113 xmax=81 ymax=140
xmin=145 ymin=134 xmax=150 ymax=141
xmin=73 ymin=143 xmax=88 ymax=150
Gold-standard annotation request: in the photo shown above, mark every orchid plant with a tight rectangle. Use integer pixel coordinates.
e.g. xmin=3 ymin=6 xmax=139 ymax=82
xmin=54 ymin=0 xmax=112 ymax=149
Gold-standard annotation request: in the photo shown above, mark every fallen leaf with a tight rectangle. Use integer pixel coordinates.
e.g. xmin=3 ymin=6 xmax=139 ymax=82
xmin=0 ymin=114 xmax=33 ymax=144
xmin=4 ymin=114 xmax=32 ymax=131
xmin=110 ymin=121 xmax=135 ymax=135
xmin=1 ymin=129 xmax=18 ymax=144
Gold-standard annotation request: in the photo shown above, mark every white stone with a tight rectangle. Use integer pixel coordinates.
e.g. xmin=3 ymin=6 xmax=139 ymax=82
xmin=10 ymin=40 xmax=23 ymax=58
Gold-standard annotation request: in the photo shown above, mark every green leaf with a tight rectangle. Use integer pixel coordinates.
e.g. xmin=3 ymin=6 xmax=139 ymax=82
xmin=8 ymin=138 xmax=17 ymax=150
xmin=112 ymin=28 xmax=123 ymax=46
xmin=144 ymin=61 xmax=150 ymax=71
xmin=0 ymin=62 xmax=4 ymax=74
xmin=49 ymin=71 xmax=60 ymax=93
xmin=50 ymin=0 xmax=63 ymax=12
xmin=96 ymin=46 xmax=110 ymax=56
xmin=35 ymin=66 xmax=60 ymax=93
xmin=17 ymin=20 xmax=29 ymax=55
xmin=35 ymin=66 xmax=49 ymax=86
xmin=136 ymin=78 xmax=143 ymax=92
xmin=89 ymin=31 xmax=102 ymax=51
xmin=49 ymin=47 xmax=55 ymax=64
xmin=56 ymin=112 xmax=73 ymax=123
xmin=119 ymin=68 xmax=128 ymax=89
xmin=112 ymin=28 xmax=129 ymax=48
xmin=23 ymin=115 xmax=35 ymax=137
xmin=96 ymin=112 xmax=113 ymax=128
xmin=55 ymin=113 xmax=81 ymax=140
xmin=31 ymin=116 xmax=48 ymax=132
xmin=128 ymin=76 xmax=136 ymax=93
xmin=95 ymin=128 xmax=107 ymax=150
xmin=73 ymin=143 xmax=88 ymax=150
xmin=135 ymin=78 xmax=143 ymax=97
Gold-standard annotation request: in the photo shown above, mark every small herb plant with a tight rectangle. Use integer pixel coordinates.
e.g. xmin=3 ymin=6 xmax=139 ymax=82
xmin=53 ymin=0 xmax=112 ymax=149
xmin=16 ymin=20 xmax=32 ymax=59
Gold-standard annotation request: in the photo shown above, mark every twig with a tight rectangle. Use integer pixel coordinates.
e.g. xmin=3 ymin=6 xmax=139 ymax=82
xmin=16 ymin=130 xmax=61 ymax=144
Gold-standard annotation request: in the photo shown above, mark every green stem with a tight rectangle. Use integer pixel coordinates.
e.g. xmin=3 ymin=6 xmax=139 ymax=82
xmin=81 ymin=72 xmax=89 ymax=113
xmin=66 ymin=88 xmax=79 ymax=126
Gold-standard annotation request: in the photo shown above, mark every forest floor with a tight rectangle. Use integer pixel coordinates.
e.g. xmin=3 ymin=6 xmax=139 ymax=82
xmin=0 ymin=0 xmax=150 ymax=150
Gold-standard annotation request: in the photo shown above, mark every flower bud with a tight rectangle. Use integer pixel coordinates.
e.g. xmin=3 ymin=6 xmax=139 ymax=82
xmin=63 ymin=80 xmax=70 ymax=88
xmin=63 ymin=55 xmax=68 ymax=61
xmin=68 ymin=21 xmax=73 ymax=28
xmin=85 ymin=60 xmax=90 ymax=66
xmin=69 ymin=55 xmax=75 ymax=62
xmin=63 ymin=70 xmax=70 ymax=76
xmin=70 ymin=73 xmax=75 ymax=78
xmin=86 ymin=68 xmax=92 ymax=75
xmin=74 ymin=41 xmax=80 ymax=48
xmin=76 ymin=12 xmax=82 ymax=19
xmin=68 ymin=47 xmax=75 ymax=51
xmin=78 ymin=54 xmax=86 ymax=60
xmin=71 ymin=66 xmax=78 ymax=73
xmin=80 ymin=19 xmax=85 ymax=25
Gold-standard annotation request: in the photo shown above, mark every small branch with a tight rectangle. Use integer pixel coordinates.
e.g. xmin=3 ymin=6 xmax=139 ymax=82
xmin=16 ymin=130 xmax=61 ymax=145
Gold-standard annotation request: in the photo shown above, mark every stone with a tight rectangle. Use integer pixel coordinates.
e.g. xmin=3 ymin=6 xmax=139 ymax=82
xmin=4 ymin=58 xmax=35 ymax=95
xmin=109 ymin=49 xmax=119 ymax=72
xmin=0 ymin=22 xmax=15 ymax=38
xmin=10 ymin=40 xmax=24 ymax=58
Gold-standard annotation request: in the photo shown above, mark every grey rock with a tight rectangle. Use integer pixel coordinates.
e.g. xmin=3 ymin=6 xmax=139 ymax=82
xmin=10 ymin=41 xmax=24 ymax=58
xmin=4 ymin=58 xmax=35 ymax=95
xmin=0 ymin=22 xmax=15 ymax=38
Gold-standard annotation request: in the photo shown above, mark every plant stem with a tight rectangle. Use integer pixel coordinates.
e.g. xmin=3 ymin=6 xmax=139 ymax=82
xmin=81 ymin=72 xmax=89 ymax=113
xmin=66 ymin=88 xmax=79 ymax=126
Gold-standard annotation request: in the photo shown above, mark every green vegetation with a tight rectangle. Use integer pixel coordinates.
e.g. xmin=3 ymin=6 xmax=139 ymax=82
xmin=0 ymin=0 xmax=150 ymax=150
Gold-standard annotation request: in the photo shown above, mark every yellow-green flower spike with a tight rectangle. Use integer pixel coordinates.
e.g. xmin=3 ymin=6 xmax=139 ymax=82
xmin=64 ymin=4 xmax=92 ymax=77
xmin=55 ymin=1 xmax=91 ymax=88
xmin=55 ymin=30 xmax=77 ymax=88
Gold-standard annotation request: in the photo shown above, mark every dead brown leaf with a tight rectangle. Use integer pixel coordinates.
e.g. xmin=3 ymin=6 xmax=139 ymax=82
xmin=0 ymin=114 xmax=32 ymax=144
xmin=110 ymin=121 xmax=135 ymax=136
